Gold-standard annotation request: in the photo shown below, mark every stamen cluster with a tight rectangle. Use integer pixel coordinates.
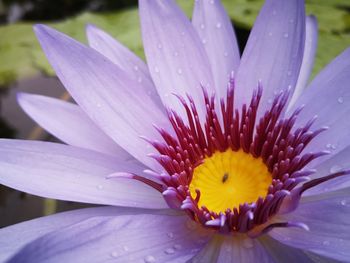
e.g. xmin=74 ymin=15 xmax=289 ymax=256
xmin=136 ymin=79 xmax=336 ymax=234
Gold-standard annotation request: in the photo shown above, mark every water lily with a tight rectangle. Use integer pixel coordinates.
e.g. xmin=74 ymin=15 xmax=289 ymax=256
xmin=1 ymin=0 xmax=350 ymax=262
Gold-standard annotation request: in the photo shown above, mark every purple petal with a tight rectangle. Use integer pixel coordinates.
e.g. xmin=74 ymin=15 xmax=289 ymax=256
xmin=18 ymin=93 xmax=131 ymax=159
xmin=192 ymin=0 xmax=240 ymax=99
xmin=139 ymin=0 xmax=215 ymax=120
xmin=236 ymin=0 xmax=305 ymax=114
xmin=0 ymin=139 xmax=167 ymax=209
xmin=288 ymin=16 xmax=318 ymax=109
xmin=34 ymin=24 xmax=168 ymax=171
xmin=86 ymin=24 xmax=162 ymax=107
xmin=0 ymin=206 xmax=152 ymax=262
xmin=270 ymin=188 xmax=350 ymax=261
xmin=259 ymin=235 xmax=323 ymax=262
xmin=304 ymin=146 xmax=350 ymax=196
xmin=288 ymin=47 xmax=350 ymax=167
xmin=190 ymin=234 xmax=274 ymax=263
xmin=8 ymin=214 xmax=212 ymax=263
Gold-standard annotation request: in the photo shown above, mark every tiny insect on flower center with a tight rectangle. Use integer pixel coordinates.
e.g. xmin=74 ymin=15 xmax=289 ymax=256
xmin=189 ymin=150 xmax=271 ymax=214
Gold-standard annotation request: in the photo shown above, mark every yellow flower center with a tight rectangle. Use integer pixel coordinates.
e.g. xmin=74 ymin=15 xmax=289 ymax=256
xmin=189 ymin=150 xmax=272 ymax=214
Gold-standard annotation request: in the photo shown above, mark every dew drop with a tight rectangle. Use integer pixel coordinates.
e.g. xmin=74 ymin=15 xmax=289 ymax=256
xmin=186 ymin=220 xmax=197 ymax=230
xmin=167 ymin=232 xmax=174 ymax=238
xmin=154 ymin=66 xmax=160 ymax=73
xmin=326 ymin=143 xmax=332 ymax=149
xmin=200 ymin=23 xmax=205 ymax=29
xmin=177 ymin=68 xmax=183 ymax=75
xmin=322 ymin=240 xmax=330 ymax=246
xmin=110 ymin=251 xmax=119 ymax=258
xmin=268 ymin=32 xmax=273 ymax=37
xmin=209 ymin=0 xmax=214 ymax=4
xmin=243 ymin=238 xmax=254 ymax=249
xmin=173 ymin=51 xmax=179 ymax=57
xmin=164 ymin=248 xmax=175 ymax=255
xmin=341 ymin=199 xmax=347 ymax=206
xmin=96 ymin=103 xmax=102 ymax=108
xmin=96 ymin=185 xmax=103 ymax=190
xmin=337 ymin=97 xmax=344 ymax=104
xmin=330 ymin=165 xmax=342 ymax=173
xmin=284 ymin=33 xmax=289 ymax=38
xmin=202 ymin=38 xmax=207 ymax=44
xmin=134 ymin=65 xmax=139 ymax=71
xmin=144 ymin=255 xmax=156 ymax=263
xmin=331 ymin=144 xmax=337 ymax=150
xmin=123 ymin=246 xmax=129 ymax=251
xmin=173 ymin=244 xmax=182 ymax=250
xmin=216 ymin=22 xmax=222 ymax=29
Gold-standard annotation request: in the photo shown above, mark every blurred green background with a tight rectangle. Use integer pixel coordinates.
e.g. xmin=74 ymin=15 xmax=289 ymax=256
xmin=0 ymin=0 xmax=349 ymax=227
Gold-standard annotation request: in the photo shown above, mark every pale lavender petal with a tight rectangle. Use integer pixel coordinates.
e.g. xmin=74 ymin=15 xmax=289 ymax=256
xmin=270 ymin=188 xmax=350 ymax=261
xmin=139 ymin=0 xmax=215 ymax=120
xmin=289 ymin=47 xmax=350 ymax=167
xmin=236 ymin=0 xmax=305 ymax=114
xmin=8 ymin=214 xmax=212 ymax=263
xmin=34 ymin=24 xmax=168 ymax=171
xmin=18 ymin=93 xmax=131 ymax=159
xmin=288 ymin=15 xmax=318 ymax=109
xmin=189 ymin=234 xmax=274 ymax=263
xmin=303 ymin=146 xmax=350 ymax=196
xmin=192 ymin=0 xmax=240 ymax=99
xmin=259 ymin=235 xmax=323 ymax=262
xmin=0 ymin=139 xmax=167 ymax=209
xmin=0 ymin=206 xmax=155 ymax=262
xmin=86 ymin=24 xmax=162 ymax=107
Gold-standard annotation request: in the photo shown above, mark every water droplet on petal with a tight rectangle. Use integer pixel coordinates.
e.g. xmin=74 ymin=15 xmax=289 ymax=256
xmin=202 ymin=39 xmax=207 ymax=44
xmin=209 ymin=0 xmax=214 ymax=4
xmin=186 ymin=220 xmax=197 ymax=230
xmin=284 ymin=33 xmax=289 ymax=38
xmin=177 ymin=68 xmax=183 ymax=75
xmin=110 ymin=251 xmax=119 ymax=258
xmin=154 ymin=66 xmax=160 ymax=73
xmin=164 ymin=248 xmax=175 ymax=255
xmin=200 ymin=23 xmax=205 ymax=29
xmin=330 ymin=165 xmax=342 ymax=173
xmin=243 ymin=238 xmax=254 ymax=249
xmin=326 ymin=143 xmax=332 ymax=149
xmin=216 ymin=22 xmax=222 ymax=29
xmin=322 ymin=240 xmax=330 ymax=246
xmin=134 ymin=65 xmax=139 ymax=71
xmin=173 ymin=244 xmax=182 ymax=250
xmin=96 ymin=185 xmax=103 ymax=190
xmin=123 ymin=246 xmax=129 ymax=251
xmin=173 ymin=51 xmax=179 ymax=57
xmin=268 ymin=32 xmax=273 ymax=37
xmin=338 ymin=97 xmax=344 ymax=104
xmin=341 ymin=199 xmax=347 ymax=206
xmin=167 ymin=232 xmax=174 ymax=238
xmin=144 ymin=255 xmax=156 ymax=263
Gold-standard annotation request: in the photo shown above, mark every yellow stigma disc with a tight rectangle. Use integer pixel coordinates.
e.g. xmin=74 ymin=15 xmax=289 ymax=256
xmin=189 ymin=150 xmax=271 ymax=214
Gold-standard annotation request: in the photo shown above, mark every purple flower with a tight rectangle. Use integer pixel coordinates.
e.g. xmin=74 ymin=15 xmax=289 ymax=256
xmin=1 ymin=0 xmax=350 ymax=262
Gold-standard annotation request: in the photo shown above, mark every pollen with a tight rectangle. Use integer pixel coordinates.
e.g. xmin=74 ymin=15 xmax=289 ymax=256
xmin=189 ymin=150 xmax=271 ymax=214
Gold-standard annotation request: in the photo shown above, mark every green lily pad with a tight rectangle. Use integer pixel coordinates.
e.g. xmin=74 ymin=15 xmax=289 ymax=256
xmin=0 ymin=0 xmax=349 ymax=88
